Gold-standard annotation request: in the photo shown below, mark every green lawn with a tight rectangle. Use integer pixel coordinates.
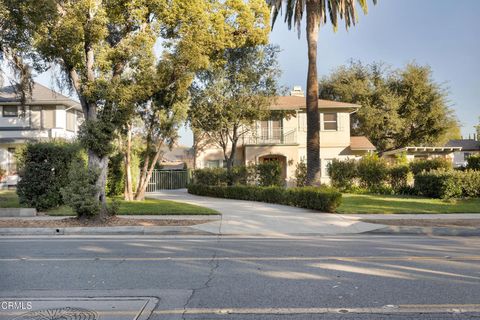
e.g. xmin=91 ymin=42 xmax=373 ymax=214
xmin=338 ymin=193 xmax=480 ymax=214
xmin=0 ymin=190 xmax=21 ymax=208
xmin=0 ymin=190 xmax=219 ymax=215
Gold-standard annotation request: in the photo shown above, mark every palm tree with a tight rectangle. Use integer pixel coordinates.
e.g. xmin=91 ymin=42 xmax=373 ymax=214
xmin=267 ymin=0 xmax=376 ymax=185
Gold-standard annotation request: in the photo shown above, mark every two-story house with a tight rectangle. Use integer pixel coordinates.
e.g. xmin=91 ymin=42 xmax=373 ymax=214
xmin=0 ymin=82 xmax=83 ymax=186
xmin=195 ymin=87 xmax=376 ymax=185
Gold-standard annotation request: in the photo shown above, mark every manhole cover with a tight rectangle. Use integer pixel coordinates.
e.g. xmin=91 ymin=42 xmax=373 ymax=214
xmin=0 ymin=297 xmax=158 ymax=320
xmin=11 ymin=307 xmax=98 ymax=320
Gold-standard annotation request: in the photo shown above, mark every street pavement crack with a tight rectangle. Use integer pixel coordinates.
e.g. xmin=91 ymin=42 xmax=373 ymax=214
xmin=181 ymin=216 xmax=223 ymax=320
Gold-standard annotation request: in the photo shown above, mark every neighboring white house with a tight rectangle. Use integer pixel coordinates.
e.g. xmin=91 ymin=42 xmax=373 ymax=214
xmin=381 ymin=146 xmax=462 ymax=164
xmin=445 ymin=138 xmax=480 ymax=167
xmin=195 ymin=87 xmax=376 ymax=185
xmin=0 ymin=82 xmax=83 ymax=187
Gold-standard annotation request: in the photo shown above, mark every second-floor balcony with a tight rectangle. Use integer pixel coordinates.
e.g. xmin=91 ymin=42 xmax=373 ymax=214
xmin=243 ymin=128 xmax=298 ymax=145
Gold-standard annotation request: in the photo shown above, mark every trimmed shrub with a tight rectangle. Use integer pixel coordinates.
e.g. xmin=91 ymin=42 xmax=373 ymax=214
xmin=388 ymin=165 xmax=410 ymax=192
xmin=257 ymin=161 xmax=283 ymax=187
xmin=187 ymin=184 xmax=342 ymax=212
xmin=227 ymin=165 xmax=256 ymax=186
xmin=467 ymin=155 xmax=480 ymax=171
xmin=409 ymin=158 xmax=451 ymax=176
xmin=328 ymin=159 xmax=357 ymax=190
xmin=16 ymin=141 xmax=83 ymax=210
xmin=460 ymin=170 xmax=480 ymax=198
xmin=357 ymin=153 xmax=388 ymax=189
xmin=286 ymin=186 xmax=342 ymax=212
xmin=61 ymin=159 xmax=100 ymax=218
xmin=414 ymin=170 xmax=462 ymax=199
xmin=192 ymin=168 xmax=228 ymax=186
xmin=294 ymin=161 xmax=307 ymax=187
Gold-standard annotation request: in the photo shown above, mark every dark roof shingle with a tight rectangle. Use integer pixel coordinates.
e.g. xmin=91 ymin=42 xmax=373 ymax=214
xmin=0 ymin=82 xmax=81 ymax=110
xmin=445 ymin=139 xmax=480 ymax=151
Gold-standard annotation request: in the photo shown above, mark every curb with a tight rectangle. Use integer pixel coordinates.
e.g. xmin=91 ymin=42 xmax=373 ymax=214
xmin=365 ymin=226 xmax=480 ymax=237
xmin=0 ymin=226 xmax=215 ymax=236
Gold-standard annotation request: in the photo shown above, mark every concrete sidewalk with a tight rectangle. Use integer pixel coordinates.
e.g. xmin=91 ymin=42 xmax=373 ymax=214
xmin=148 ymin=189 xmax=384 ymax=236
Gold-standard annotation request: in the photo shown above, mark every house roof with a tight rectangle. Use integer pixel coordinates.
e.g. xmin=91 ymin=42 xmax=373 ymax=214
xmin=350 ymin=136 xmax=376 ymax=151
xmin=270 ymin=96 xmax=360 ymax=111
xmin=382 ymin=146 xmax=463 ymax=156
xmin=0 ymin=82 xmax=82 ymax=110
xmin=445 ymin=139 xmax=480 ymax=151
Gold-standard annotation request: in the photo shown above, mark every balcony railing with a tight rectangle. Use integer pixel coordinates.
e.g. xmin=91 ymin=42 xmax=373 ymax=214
xmin=243 ymin=128 xmax=297 ymax=145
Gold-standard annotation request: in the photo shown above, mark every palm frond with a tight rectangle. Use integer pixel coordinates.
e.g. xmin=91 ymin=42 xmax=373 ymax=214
xmin=267 ymin=0 xmax=377 ymax=35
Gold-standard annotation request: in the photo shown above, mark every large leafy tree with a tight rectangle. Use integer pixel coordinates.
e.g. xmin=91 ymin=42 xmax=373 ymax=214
xmin=318 ymin=61 xmax=460 ymax=151
xmin=267 ymin=0 xmax=376 ymax=185
xmin=1 ymin=0 xmax=270 ymax=215
xmin=190 ymin=44 xmax=281 ymax=171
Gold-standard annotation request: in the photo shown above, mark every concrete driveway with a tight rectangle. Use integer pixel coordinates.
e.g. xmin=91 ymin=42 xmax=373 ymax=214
xmin=148 ymin=189 xmax=383 ymax=236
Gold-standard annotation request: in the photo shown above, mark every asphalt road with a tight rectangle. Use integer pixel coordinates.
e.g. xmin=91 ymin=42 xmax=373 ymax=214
xmin=1 ymin=235 xmax=480 ymax=319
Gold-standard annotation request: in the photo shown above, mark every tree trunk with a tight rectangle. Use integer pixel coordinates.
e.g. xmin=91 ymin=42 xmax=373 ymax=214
xmin=123 ymin=124 xmax=133 ymax=200
xmin=134 ymin=142 xmax=163 ymax=201
xmin=88 ymin=150 xmax=109 ymax=215
xmin=305 ymin=0 xmax=321 ymax=186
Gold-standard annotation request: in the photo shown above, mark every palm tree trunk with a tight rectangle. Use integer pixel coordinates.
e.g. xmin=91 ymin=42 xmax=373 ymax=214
xmin=305 ymin=0 xmax=321 ymax=185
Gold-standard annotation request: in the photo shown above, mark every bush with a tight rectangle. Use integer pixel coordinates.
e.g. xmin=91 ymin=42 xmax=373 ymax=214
xmin=294 ymin=161 xmax=307 ymax=187
xmin=414 ymin=170 xmax=462 ymax=199
xmin=460 ymin=170 xmax=480 ymax=198
xmin=467 ymin=155 xmax=480 ymax=170
xmin=328 ymin=159 xmax=357 ymax=190
xmin=187 ymin=184 xmax=342 ymax=213
xmin=257 ymin=161 xmax=283 ymax=187
xmin=61 ymin=159 xmax=100 ymax=218
xmin=388 ymin=165 xmax=410 ymax=192
xmin=192 ymin=168 xmax=228 ymax=186
xmin=227 ymin=165 xmax=256 ymax=185
xmin=16 ymin=141 xmax=82 ymax=210
xmin=286 ymin=186 xmax=342 ymax=212
xmin=409 ymin=158 xmax=451 ymax=175
xmin=357 ymin=153 xmax=388 ymax=189
xmin=106 ymin=153 xmax=124 ymax=197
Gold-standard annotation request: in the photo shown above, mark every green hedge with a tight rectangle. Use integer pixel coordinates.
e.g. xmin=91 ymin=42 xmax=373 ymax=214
xmin=388 ymin=165 xmax=410 ymax=192
xmin=357 ymin=154 xmax=389 ymax=189
xmin=328 ymin=159 xmax=357 ymax=190
xmin=410 ymin=158 xmax=451 ymax=175
xmin=467 ymin=155 xmax=480 ymax=170
xmin=16 ymin=141 xmax=83 ymax=210
xmin=187 ymin=184 xmax=342 ymax=212
xmin=414 ymin=169 xmax=480 ymax=199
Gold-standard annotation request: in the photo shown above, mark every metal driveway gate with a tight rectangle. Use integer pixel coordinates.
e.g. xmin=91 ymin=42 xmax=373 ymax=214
xmin=146 ymin=170 xmax=189 ymax=191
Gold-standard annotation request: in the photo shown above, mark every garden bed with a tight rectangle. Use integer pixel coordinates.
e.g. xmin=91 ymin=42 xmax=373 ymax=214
xmin=0 ymin=216 xmax=207 ymax=228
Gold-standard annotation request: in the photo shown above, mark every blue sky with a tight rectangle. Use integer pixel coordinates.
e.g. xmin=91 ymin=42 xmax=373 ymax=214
xmin=34 ymin=0 xmax=480 ymax=146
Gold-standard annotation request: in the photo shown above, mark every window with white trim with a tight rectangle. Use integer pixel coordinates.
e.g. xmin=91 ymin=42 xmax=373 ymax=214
xmin=2 ymin=106 xmax=18 ymax=117
xmin=323 ymin=113 xmax=337 ymax=131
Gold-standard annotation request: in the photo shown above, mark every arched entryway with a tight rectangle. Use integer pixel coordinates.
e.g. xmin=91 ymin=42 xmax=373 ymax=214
xmin=258 ymin=154 xmax=288 ymax=182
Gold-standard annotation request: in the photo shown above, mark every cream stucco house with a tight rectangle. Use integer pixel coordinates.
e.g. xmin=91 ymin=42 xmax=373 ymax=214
xmin=0 ymin=82 xmax=83 ymax=187
xmin=195 ymin=87 xmax=376 ymax=185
